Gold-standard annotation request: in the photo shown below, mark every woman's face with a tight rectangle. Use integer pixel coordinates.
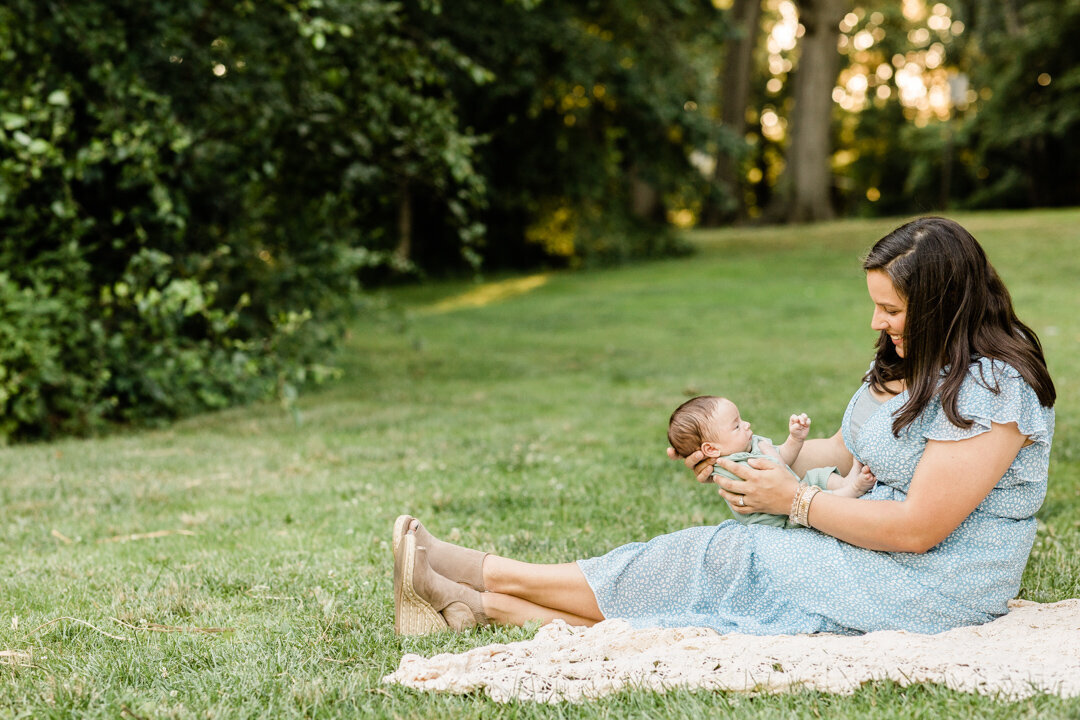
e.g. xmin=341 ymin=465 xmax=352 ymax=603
xmin=866 ymin=269 xmax=908 ymax=357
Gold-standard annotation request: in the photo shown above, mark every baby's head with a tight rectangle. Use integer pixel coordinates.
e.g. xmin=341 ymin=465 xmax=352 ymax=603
xmin=667 ymin=395 xmax=753 ymax=459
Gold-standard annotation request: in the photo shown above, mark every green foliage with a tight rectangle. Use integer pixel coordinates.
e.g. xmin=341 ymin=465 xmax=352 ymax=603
xmin=408 ymin=0 xmax=719 ymax=268
xmin=957 ymin=0 xmax=1080 ymax=209
xmin=0 ymin=0 xmax=724 ymax=438
xmin=819 ymin=0 xmax=1080 ymax=216
xmin=0 ymin=0 xmax=487 ymax=440
xmin=0 ymin=261 xmax=106 ymax=439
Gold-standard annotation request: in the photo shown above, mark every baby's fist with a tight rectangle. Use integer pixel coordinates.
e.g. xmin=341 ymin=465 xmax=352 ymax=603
xmin=789 ymin=413 xmax=811 ymax=441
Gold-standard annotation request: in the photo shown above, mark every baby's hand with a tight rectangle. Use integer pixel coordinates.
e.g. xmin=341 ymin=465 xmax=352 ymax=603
xmin=788 ymin=413 xmax=811 ymax=442
xmin=852 ymin=462 xmax=877 ymax=495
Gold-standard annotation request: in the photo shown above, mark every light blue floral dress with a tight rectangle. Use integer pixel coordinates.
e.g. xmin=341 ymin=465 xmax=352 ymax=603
xmin=578 ymin=358 xmax=1055 ymax=635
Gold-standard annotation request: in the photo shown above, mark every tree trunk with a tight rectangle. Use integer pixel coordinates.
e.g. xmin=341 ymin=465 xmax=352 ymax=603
xmin=703 ymin=0 xmax=762 ymax=225
xmin=1002 ymin=0 xmax=1023 ymax=36
xmin=629 ymin=166 xmax=662 ymax=223
xmin=395 ymin=179 xmax=412 ymax=263
xmin=775 ymin=0 xmax=850 ymax=223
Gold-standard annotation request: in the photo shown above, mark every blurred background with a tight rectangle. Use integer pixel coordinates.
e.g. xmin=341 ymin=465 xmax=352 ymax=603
xmin=1 ymin=0 xmax=1074 ymax=442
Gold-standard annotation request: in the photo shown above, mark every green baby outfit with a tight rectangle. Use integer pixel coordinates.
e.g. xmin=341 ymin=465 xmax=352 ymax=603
xmin=711 ymin=434 xmax=835 ymax=528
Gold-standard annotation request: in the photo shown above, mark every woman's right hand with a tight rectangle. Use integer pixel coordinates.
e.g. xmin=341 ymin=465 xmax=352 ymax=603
xmin=666 ymin=446 xmax=716 ymax=483
xmin=713 ymin=456 xmax=800 ymax=516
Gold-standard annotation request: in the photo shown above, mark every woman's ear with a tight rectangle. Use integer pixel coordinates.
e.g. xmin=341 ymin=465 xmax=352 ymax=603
xmin=700 ymin=442 xmax=724 ymax=458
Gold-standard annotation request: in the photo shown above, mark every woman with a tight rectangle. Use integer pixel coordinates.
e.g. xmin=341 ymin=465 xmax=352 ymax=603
xmin=393 ymin=217 xmax=1056 ymax=636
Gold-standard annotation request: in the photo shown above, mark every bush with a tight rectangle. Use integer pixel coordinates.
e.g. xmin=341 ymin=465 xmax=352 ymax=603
xmin=0 ymin=0 xmax=711 ymax=440
xmin=0 ymin=0 xmax=479 ymax=440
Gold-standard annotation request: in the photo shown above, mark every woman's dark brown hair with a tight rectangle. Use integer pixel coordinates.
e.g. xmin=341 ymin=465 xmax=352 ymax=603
xmin=862 ymin=217 xmax=1055 ymax=436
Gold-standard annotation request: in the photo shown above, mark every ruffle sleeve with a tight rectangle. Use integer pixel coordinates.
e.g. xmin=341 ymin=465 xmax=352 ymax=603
xmin=920 ymin=358 xmax=1052 ymax=447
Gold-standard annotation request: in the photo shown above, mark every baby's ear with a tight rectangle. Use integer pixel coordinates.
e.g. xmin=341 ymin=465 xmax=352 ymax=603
xmin=700 ymin=442 xmax=724 ymax=458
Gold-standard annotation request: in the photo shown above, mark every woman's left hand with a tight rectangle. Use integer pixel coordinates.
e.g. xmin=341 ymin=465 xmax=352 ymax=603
xmin=713 ymin=457 xmax=800 ymax=516
xmin=667 ymin=446 xmax=716 ymax=483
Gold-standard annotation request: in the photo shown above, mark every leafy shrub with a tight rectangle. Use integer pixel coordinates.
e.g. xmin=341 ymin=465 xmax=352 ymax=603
xmin=0 ymin=0 xmax=478 ymax=441
xmin=0 ymin=0 xmax=711 ymax=440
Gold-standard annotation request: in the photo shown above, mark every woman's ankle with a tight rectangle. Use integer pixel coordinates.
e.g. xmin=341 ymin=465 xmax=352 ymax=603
xmin=404 ymin=517 xmax=487 ymax=591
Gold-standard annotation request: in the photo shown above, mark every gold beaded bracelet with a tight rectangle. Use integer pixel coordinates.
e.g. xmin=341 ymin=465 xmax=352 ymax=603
xmin=788 ymin=482 xmax=808 ymax=525
xmin=800 ymin=485 xmax=818 ymax=526
xmin=792 ymin=485 xmax=822 ymax=527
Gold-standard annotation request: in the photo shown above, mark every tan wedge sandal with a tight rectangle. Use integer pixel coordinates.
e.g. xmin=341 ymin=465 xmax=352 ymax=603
xmin=392 ymin=514 xmax=488 ymax=591
xmin=393 ymin=532 xmax=448 ymax=635
xmin=393 ymin=531 xmax=490 ymax=635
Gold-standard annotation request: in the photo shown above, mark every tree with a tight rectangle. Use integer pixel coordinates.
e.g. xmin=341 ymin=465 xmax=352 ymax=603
xmin=703 ymin=0 xmax=763 ymax=225
xmin=953 ymin=0 xmax=1080 ymax=209
xmin=0 ymin=0 xmax=486 ymax=439
xmin=408 ymin=0 xmax=723 ymax=267
xmin=771 ymin=0 xmax=851 ymax=222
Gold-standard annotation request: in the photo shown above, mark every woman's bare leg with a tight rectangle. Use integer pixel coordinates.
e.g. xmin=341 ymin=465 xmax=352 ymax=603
xmin=482 ymin=556 xmax=604 ymax=622
xmin=481 ymin=591 xmax=599 ymax=627
xmin=394 ymin=517 xmax=605 ymax=628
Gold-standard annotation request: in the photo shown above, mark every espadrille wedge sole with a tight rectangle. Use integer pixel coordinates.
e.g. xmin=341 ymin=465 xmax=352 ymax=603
xmin=393 ymin=533 xmax=448 ymax=636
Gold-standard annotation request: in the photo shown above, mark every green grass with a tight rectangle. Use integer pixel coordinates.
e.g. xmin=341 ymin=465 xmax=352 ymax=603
xmin=2 ymin=208 xmax=1079 ymax=718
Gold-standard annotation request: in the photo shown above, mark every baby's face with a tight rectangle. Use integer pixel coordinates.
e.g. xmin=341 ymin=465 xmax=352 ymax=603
xmin=703 ymin=399 xmax=754 ymax=456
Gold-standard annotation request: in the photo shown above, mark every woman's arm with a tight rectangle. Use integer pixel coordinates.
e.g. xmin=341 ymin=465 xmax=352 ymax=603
xmin=789 ymin=428 xmax=853 ymax=477
xmin=809 ymin=421 xmax=1026 ymax=552
xmin=714 ymin=421 xmax=1027 ymax=553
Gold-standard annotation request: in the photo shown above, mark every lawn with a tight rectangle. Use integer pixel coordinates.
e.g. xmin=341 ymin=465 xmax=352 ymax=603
xmin=1 ymin=209 xmax=1078 ymax=718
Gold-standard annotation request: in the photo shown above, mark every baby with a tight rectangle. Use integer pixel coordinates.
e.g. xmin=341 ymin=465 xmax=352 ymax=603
xmin=668 ymin=395 xmax=876 ymax=528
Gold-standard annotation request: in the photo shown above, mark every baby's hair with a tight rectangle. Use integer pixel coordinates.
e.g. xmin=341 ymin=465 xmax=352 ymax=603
xmin=668 ymin=395 xmax=724 ymax=458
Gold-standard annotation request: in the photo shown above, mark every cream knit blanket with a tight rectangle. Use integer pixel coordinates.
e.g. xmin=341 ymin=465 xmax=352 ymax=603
xmin=383 ymin=599 xmax=1080 ymax=703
